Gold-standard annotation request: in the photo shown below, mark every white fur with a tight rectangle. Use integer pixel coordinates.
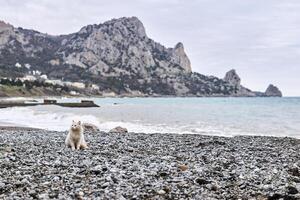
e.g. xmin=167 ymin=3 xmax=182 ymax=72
xmin=65 ymin=120 xmax=87 ymax=150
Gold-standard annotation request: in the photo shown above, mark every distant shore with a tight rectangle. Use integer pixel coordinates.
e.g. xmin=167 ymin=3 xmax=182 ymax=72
xmin=0 ymin=92 xmax=284 ymax=99
xmin=0 ymin=127 xmax=299 ymax=199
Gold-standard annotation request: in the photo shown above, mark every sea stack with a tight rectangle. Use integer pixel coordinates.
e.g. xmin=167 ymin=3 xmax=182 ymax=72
xmin=265 ymin=84 xmax=282 ymax=97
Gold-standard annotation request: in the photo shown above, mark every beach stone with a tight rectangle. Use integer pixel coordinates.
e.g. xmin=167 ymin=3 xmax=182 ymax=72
xmin=288 ymin=167 xmax=300 ymax=177
xmin=0 ymin=182 xmax=5 ymax=192
xmin=287 ymin=186 xmax=298 ymax=194
xmin=28 ymin=190 xmax=37 ymax=198
xmin=38 ymin=193 xmax=49 ymax=199
xmin=109 ymin=126 xmax=128 ymax=134
xmin=210 ymin=184 xmax=219 ymax=191
xmin=82 ymin=123 xmax=99 ymax=132
xmin=195 ymin=178 xmax=210 ymax=185
xmin=90 ymin=165 xmax=103 ymax=175
xmin=75 ymin=191 xmax=84 ymax=200
xmin=157 ymin=189 xmax=166 ymax=195
xmin=0 ymin=128 xmax=299 ymax=199
xmin=178 ymin=164 xmax=188 ymax=171
xmin=101 ymin=182 xmax=110 ymax=189
xmin=49 ymin=192 xmax=59 ymax=199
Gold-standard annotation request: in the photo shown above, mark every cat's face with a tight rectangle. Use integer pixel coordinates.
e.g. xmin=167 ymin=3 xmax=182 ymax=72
xmin=71 ymin=120 xmax=82 ymax=131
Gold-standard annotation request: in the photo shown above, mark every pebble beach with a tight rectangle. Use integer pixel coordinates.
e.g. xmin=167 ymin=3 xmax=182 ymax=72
xmin=0 ymin=128 xmax=300 ymax=199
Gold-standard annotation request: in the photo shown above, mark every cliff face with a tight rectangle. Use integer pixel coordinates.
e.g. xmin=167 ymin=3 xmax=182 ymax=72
xmin=224 ymin=69 xmax=241 ymax=86
xmin=0 ymin=17 xmax=281 ymax=97
xmin=60 ymin=17 xmax=192 ymax=78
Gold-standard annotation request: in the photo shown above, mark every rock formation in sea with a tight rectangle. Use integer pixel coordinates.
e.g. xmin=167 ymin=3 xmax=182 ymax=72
xmin=0 ymin=17 xmax=282 ymax=97
xmin=265 ymin=84 xmax=283 ymax=97
xmin=223 ymin=69 xmax=257 ymax=97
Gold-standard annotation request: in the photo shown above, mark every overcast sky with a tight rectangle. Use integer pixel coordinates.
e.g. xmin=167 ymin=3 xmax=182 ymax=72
xmin=1 ymin=0 xmax=299 ymax=96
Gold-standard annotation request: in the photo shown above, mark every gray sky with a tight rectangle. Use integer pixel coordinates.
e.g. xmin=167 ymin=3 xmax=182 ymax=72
xmin=1 ymin=0 xmax=299 ymax=96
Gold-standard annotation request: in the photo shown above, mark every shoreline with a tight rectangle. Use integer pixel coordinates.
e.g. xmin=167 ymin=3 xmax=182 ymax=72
xmin=0 ymin=128 xmax=299 ymax=199
xmin=0 ymin=125 xmax=299 ymax=139
xmin=0 ymin=125 xmax=299 ymax=140
xmin=0 ymin=126 xmax=43 ymax=131
xmin=0 ymin=94 xmax=287 ymax=99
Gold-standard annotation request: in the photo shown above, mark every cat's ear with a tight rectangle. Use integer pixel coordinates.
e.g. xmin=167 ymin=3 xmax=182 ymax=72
xmin=78 ymin=121 xmax=81 ymax=125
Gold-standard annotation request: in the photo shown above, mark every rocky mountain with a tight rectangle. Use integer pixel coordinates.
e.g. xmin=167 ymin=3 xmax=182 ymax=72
xmin=0 ymin=17 xmax=282 ymax=97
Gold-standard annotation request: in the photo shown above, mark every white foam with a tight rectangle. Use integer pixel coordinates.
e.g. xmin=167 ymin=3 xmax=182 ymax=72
xmin=0 ymin=106 xmax=230 ymax=135
xmin=0 ymin=107 xmax=178 ymax=133
xmin=0 ymin=104 xmax=298 ymax=138
xmin=0 ymin=107 xmax=100 ymax=131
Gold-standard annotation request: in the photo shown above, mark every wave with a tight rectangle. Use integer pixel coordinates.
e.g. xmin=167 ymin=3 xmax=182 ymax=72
xmin=0 ymin=105 xmax=298 ymax=138
xmin=0 ymin=106 xmax=230 ymax=135
xmin=0 ymin=106 xmax=180 ymax=133
xmin=0 ymin=107 xmax=100 ymax=131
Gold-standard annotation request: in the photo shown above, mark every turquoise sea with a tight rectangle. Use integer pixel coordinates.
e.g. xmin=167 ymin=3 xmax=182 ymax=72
xmin=0 ymin=97 xmax=299 ymax=138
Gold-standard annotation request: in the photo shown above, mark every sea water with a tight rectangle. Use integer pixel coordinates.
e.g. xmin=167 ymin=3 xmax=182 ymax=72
xmin=0 ymin=97 xmax=299 ymax=138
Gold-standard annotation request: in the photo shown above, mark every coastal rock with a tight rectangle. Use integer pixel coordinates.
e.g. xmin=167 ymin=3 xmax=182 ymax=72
xmin=109 ymin=126 xmax=128 ymax=134
xmin=82 ymin=123 xmax=99 ymax=132
xmin=223 ymin=69 xmax=257 ymax=97
xmin=224 ymin=69 xmax=241 ymax=87
xmin=265 ymin=84 xmax=282 ymax=97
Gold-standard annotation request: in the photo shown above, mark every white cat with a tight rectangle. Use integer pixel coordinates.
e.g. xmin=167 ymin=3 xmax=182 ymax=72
xmin=65 ymin=120 xmax=88 ymax=150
